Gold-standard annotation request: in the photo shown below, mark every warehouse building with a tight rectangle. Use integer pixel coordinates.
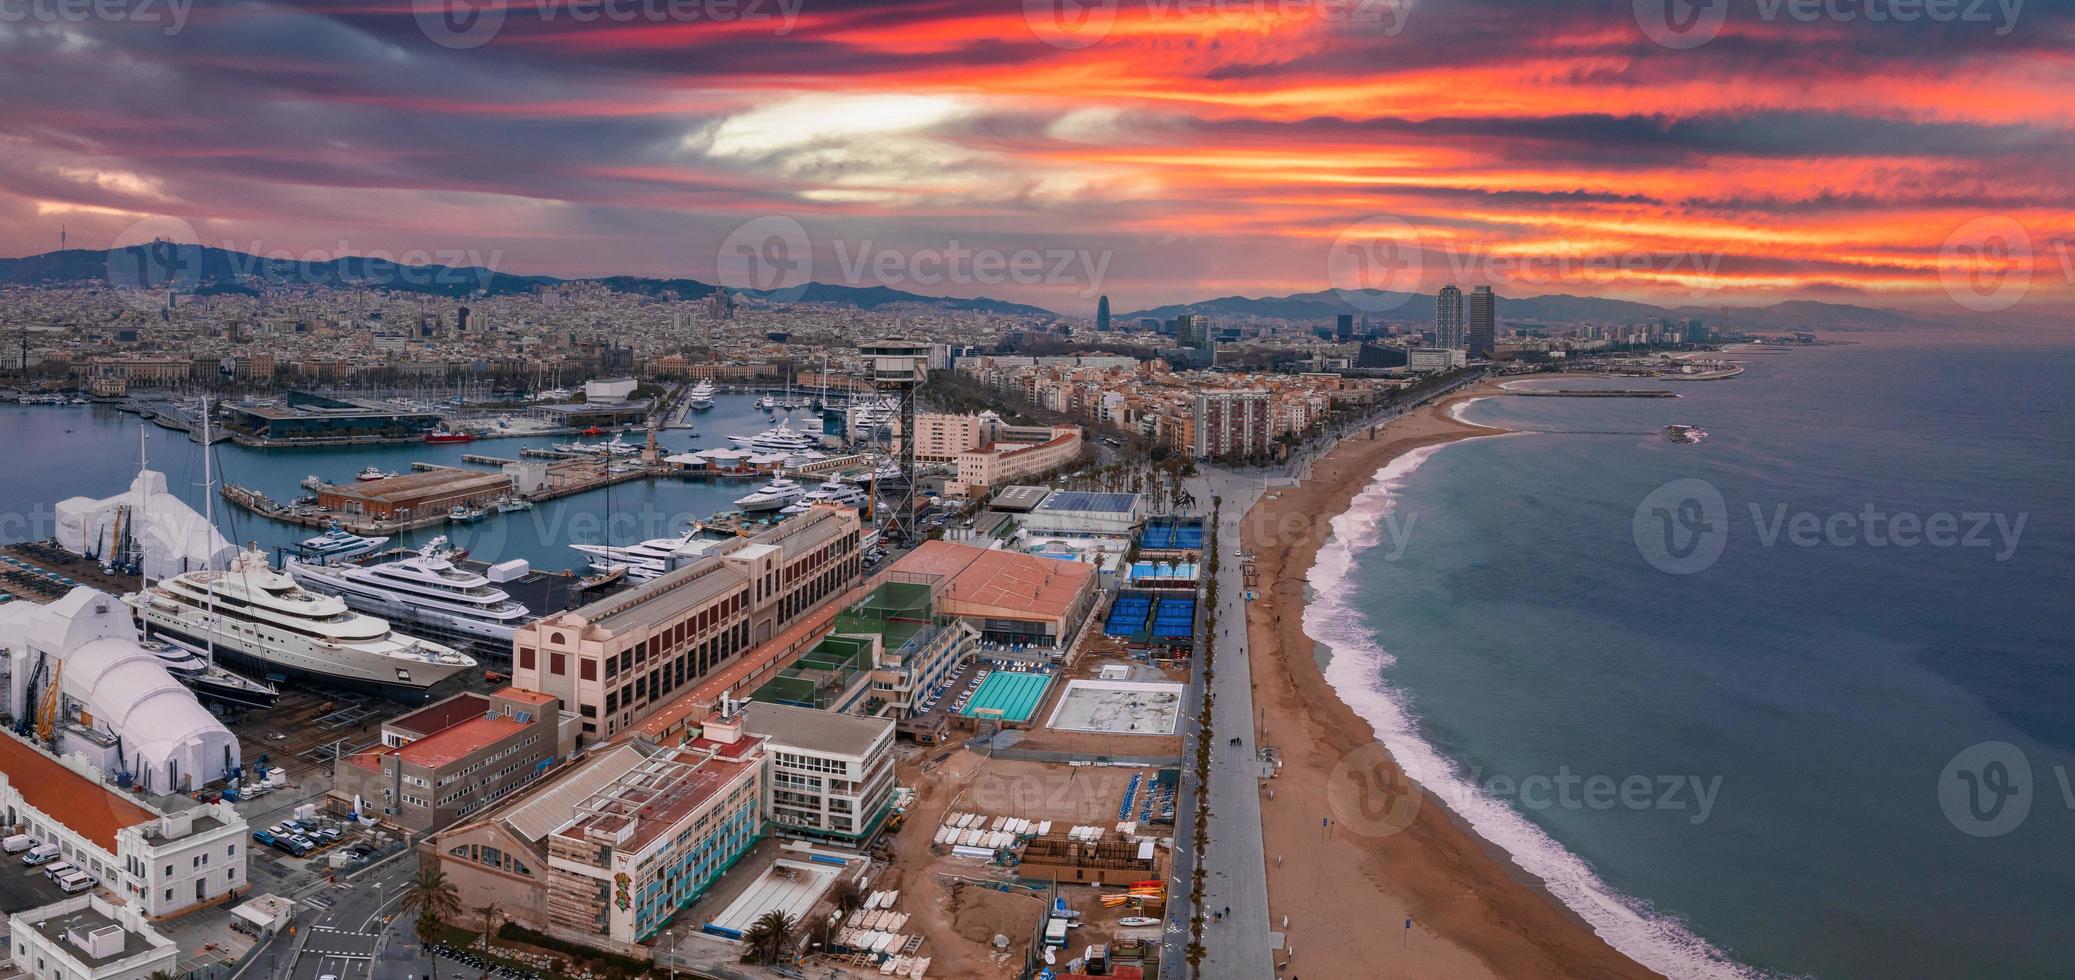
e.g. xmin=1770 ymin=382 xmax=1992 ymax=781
xmin=891 ymin=541 xmax=1098 ymax=649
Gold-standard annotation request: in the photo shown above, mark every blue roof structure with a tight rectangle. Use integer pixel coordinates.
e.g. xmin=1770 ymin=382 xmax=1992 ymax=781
xmin=1036 ymin=491 xmax=1140 ymax=514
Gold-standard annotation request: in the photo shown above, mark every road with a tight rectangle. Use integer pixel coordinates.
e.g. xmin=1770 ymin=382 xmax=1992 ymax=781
xmin=257 ymin=853 xmax=432 ymax=980
xmin=1162 ymin=467 xmax=1279 ymax=979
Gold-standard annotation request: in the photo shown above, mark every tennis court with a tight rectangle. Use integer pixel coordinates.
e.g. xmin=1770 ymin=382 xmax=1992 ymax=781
xmin=958 ymin=670 xmax=1054 ymax=723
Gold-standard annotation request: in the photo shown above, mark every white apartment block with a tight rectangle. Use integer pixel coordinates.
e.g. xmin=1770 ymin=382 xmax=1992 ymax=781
xmin=741 ymin=701 xmax=897 ymax=846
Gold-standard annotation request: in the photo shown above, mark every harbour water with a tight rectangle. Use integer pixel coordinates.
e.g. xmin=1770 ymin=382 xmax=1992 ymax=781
xmin=0 ymin=396 xmax=832 ymax=573
xmin=1308 ymin=338 xmax=2075 ymax=978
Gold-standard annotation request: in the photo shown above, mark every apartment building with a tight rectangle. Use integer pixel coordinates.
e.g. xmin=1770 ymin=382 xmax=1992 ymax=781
xmin=742 ymin=701 xmax=897 ymax=846
xmin=1191 ymin=389 xmax=1272 ymax=459
xmin=950 ymin=425 xmax=1083 ymax=496
xmin=513 ymin=505 xmax=863 ymax=741
xmin=9 ymin=894 xmax=180 ymax=980
xmin=334 ymin=688 xmax=568 ymax=833
xmin=543 ymin=720 xmax=765 ymax=944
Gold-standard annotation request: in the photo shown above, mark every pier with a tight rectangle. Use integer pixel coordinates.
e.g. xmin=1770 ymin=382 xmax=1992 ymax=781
xmin=220 ymin=455 xmax=661 ymax=535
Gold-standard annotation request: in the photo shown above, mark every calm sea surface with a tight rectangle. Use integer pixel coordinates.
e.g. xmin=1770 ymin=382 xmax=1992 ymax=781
xmin=1307 ymin=339 xmax=2075 ymax=978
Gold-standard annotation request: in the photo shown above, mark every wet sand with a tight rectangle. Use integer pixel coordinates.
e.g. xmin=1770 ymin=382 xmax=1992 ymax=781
xmin=1245 ymin=381 xmax=1661 ymax=979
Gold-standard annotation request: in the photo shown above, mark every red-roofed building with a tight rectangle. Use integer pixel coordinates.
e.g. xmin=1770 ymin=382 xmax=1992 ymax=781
xmin=334 ymin=687 xmax=571 ymax=833
xmin=891 ymin=540 xmax=1098 ymax=647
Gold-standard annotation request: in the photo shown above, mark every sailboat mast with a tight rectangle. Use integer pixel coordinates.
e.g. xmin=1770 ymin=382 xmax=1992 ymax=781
xmin=200 ymin=396 xmax=219 ymax=668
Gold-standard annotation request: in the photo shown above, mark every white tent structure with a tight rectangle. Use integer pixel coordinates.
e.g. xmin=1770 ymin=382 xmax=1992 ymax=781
xmin=0 ymin=588 xmax=239 ymax=794
xmin=55 ymin=470 xmax=234 ymax=581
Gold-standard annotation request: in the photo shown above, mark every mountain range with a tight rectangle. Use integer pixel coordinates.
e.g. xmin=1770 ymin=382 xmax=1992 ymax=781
xmin=0 ymin=245 xmax=1985 ymax=330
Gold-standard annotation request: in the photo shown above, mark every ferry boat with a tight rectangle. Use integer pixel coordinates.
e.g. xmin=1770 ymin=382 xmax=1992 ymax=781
xmin=294 ymin=523 xmax=390 ymax=565
xmin=1666 ymin=424 xmax=1709 ymax=444
xmin=424 ymin=428 xmax=476 ymax=444
xmin=570 ymin=528 xmax=705 ymax=581
xmin=780 ymin=480 xmax=869 ymax=515
xmin=133 ymin=547 xmax=477 ymax=697
xmin=356 ymin=465 xmax=391 ymax=481
xmin=687 ymin=382 xmax=717 ymax=411
xmin=285 ymin=537 xmax=533 ymax=657
xmin=735 ymin=476 xmax=806 ymax=513
xmin=726 ymin=419 xmax=821 ymax=454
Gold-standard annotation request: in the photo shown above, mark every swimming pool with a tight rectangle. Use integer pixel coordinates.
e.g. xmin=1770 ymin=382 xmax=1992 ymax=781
xmin=958 ymin=671 xmax=1053 ymax=723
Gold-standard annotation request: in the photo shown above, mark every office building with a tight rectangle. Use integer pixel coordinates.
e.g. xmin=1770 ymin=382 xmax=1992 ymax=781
xmin=741 ymin=701 xmax=897 ymax=846
xmin=1335 ymin=313 xmax=1354 ymax=341
xmin=1436 ymin=285 xmax=1465 ymax=349
xmin=1468 ymin=286 xmax=1495 ymax=359
xmin=513 ymin=505 xmax=863 ymax=741
xmin=1407 ymin=348 xmax=1468 ymax=373
xmin=1095 ymin=295 xmax=1110 ymax=332
xmin=334 ymin=688 xmax=570 ymax=833
xmin=544 ymin=717 xmax=765 ymax=944
xmin=949 ymin=425 xmax=1083 ymax=496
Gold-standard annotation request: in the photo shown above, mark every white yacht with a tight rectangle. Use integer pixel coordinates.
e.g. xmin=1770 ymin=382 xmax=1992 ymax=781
xmin=735 ymin=476 xmax=806 ymax=513
xmin=132 ymin=547 xmax=476 ymax=697
xmin=569 ymin=528 xmax=703 ymax=581
xmin=688 ymin=381 xmax=716 ymax=411
xmin=850 ymin=398 xmax=898 ymax=437
xmin=286 ymin=537 xmax=532 ymax=656
xmin=294 ymin=523 xmax=390 ymax=565
xmin=146 ymin=636 xmax=281 ymax=710
xmin=780 ymin=480 xmax=869 ymax=515
xmin=726 ymin=419 xmax=821 ymax=454
xmin=553 ymin=433 xmax=639 ymax=457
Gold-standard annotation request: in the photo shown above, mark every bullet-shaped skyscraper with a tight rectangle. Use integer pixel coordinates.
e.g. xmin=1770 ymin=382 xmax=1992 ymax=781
xmin=1096 ymin=295 xmax=1111 ymax=332
xmin=1436 ymin=285 xmax=1464 ymax=348
xmin=1468 ymin=285 xmax=1495 ymax=359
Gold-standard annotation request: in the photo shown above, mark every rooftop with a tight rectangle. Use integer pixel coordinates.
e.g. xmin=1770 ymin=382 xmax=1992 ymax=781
xmin=988 ymin=485 xmax=1052 ymax=512
xmin=741 ymin=701 xmax=891 ymax=758
xmin=394 ymin=714 xmax=531 ymax=769
xmin=554 ymin=747 xmax=760 ymax=854
xmin=587 ymin=560 xmax=746 ymax=634
xmin=0 ymin=731 xmax=156 ymax=852
xmin=14 ymin=897 xmax=167 ymax=969
xmin=390 ymin=693 xmax=491 ymax=739
xmin=1034 ymin=491 xmax=1142 ymax=514
xmin=323 ymin=467 xmax=511 ymax=504
xmin=891 ymin=541 xmax=1095 ymax=621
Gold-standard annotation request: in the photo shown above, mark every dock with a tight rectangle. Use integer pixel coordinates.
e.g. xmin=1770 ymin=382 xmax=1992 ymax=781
xmin=221 ymin=456 xmax=662 ymax=535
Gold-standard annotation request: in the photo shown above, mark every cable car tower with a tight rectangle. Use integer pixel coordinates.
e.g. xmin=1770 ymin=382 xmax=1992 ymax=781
xmin=862 ymin=338 xmax=930 ymax=546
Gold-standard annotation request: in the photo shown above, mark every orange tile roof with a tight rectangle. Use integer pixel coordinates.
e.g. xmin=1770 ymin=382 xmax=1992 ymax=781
xmin=893 ymin=540 xmax=1094 ymax=621
xmin=495 ymin=687 xmax=557 ymax=706
xmin=0 ymin=732 xmax=156 ymax=852
xmin=396 ymin=715 xmax=529 ymax=769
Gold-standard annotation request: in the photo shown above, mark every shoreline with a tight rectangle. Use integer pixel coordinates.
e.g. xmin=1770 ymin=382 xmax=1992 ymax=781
xmin=1245 ymin=380 xmax=1668 ymax=979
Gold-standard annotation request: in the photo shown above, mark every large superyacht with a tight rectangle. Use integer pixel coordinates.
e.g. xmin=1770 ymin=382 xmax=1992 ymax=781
xmin=133 ymin=547 xmax=477 ymax=697
xmin=284 ymin=536 xmax=532 ymax=658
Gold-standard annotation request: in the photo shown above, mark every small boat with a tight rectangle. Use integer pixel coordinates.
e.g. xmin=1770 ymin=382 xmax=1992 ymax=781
xmin=448 ymin=504 xmax=487 ymax=522
xmin=299 ymin=474 xmax=325 ymax=491
xmin=1116 ymin=916 xmax=1160 ymax=928
xmin=356 ymin=465 xmax=390 ymax=481
xmin=424 ymin=428 xmax=476 ymax=444
xmin=1665 ymin=424 xmax=1708 ymax=444
xmin=495 ymin=497 xmax=533 ymax=513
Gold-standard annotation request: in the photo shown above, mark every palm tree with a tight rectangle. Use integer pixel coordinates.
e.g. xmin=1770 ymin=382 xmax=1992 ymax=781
xmin=146 ymin=971 xmax=183 ymax=980
xmin=743 ymin=909 xmax=798 ymax=965
xmin=401 ymin=866 xmax=462 ymax=975
xmin=474 ymin=900 xmax=504 ymax=976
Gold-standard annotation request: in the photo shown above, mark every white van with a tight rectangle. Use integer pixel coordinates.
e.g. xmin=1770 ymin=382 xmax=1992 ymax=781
xmin=2 ymin=834 xmax=33 ymax=854
xmin=56 ymin=871 xmax=93 ymax=894
xmin=41 ymin=861 xmax=75 ymax=880
xmin=21 ymin=843 xmax=59 ymax=865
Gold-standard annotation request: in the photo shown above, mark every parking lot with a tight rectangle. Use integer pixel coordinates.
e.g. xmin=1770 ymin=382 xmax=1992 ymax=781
xmin=0 ymin=852 xmax=77 ymax=913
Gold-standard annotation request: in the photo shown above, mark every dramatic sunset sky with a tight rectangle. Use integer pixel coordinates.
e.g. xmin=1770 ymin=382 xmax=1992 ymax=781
xmin=2 ymin=0 xmax=2071 ymax=313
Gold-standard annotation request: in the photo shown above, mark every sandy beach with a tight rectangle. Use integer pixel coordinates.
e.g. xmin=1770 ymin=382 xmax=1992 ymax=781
xmin=1245 ymin=380 xmax=1661 ymax=979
